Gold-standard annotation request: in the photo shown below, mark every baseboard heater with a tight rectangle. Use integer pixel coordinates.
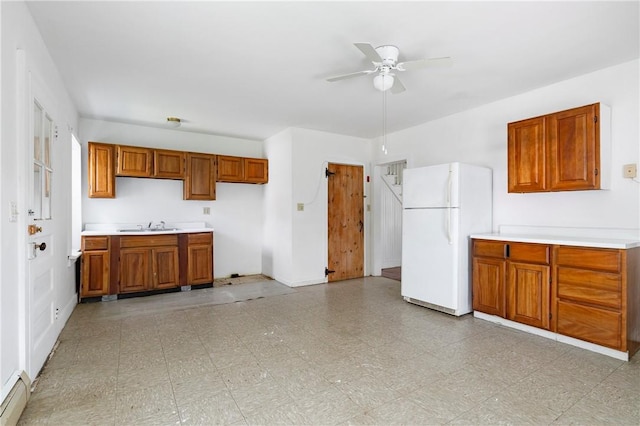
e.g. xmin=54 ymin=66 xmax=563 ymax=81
xmin=0 ymin=371 xmax=31 ymax=426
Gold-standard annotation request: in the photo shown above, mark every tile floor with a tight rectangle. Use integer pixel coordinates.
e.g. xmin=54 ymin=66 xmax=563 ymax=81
xmin=19 ymin=277 xmax=639 ymax=425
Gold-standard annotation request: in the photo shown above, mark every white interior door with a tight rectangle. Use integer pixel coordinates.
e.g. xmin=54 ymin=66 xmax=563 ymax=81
xmin=26 ymin=74 xmax=58 ymax=378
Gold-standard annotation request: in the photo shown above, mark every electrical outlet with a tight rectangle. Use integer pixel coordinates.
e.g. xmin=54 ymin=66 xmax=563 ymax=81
xmin=297 ymin=203 xmax=304 ymax=211
xmin=623 ymin=163 xmax=637 ymax=178
xmin=203 ymin=207 xmax=210 ymax=215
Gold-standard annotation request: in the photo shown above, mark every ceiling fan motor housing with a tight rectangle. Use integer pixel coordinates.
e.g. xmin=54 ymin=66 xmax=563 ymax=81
xmin=375 ymin=45 xmax=399 ymax=65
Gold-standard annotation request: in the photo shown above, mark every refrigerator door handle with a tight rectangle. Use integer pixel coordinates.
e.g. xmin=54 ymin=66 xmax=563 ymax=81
xmin=447 ymin=170 xmax=453 ymax=244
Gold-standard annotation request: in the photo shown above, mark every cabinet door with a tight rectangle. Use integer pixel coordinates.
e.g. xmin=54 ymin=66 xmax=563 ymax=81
xmin=547 ymin=104 xmax=599 ymax=191
xmin=88 ymin=142 xmax=115 ymax=198
xmin=116 ymin=145 xmax=153 ymax=177
xmin=184 ymin=153 xmax=216 ymax=200
xmin=217 ymin=155 xmax=244 ymax=182
xmin=508 ymin=117 xmax=546 ymax=192
xmin=244 ymin=158 xmax=268 ymax=184
xmin=507 ymin=262 xmax=550 ymax=329
xmin=188 ymin=244 xmax=213 ymax=284
xmin=152 ymin=247 xmax=180 ymax=289
xmin=154 ymin=149 xmax=185 ymax=179
xmin=472 ymin=257 xmax=506 ymax=317
xmin=119 ymin=248 xmax=149 ymax=292
xmin=81 ymin=250 xmax=110 ymax=297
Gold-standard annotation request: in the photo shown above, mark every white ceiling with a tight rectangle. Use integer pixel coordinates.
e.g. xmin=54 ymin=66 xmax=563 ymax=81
xmin=27 ymin=1 xmax=639 ymax=141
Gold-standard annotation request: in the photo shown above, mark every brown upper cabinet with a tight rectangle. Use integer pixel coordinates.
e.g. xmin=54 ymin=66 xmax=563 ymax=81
xmin=88 ymin=142 xmax=116 ymax=198
xmin=153 ymin=149 xmax=185 ymax=179
xmin=116 ymin=145 xmax=153 ymax=177
xmin=217 ymin=155 xmax=268 ymax=184
xmin=508 ymin=103 xmax=610 ymax=193
xmin=184 ymin=153 xmax=217 ymax=200
xmin=88 ymin=142 xmax=265 ymax=198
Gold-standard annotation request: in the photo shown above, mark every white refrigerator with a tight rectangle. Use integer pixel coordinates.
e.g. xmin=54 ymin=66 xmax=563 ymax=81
xmin=401 ymin=162 xmax=492 ymax=316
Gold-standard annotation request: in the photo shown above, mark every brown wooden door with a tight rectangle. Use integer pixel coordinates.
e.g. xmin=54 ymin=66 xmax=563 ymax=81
xmin=116 ymin=145 xmax=152 ymax=177
xmin=244 ymin=158 xmax=268 ymax=183
xmin=472 ymin=257 xmax=506 ymax=317
xmin=327 ymin=163 xmax=364 ymax=282
xmin=508 ymin=116 xmax=546 ymax=192
xmin=153 ymin=149 xmax=185 ymax=179
xmin=81 ymin=250 xmax=110 ymax=297
xmin=184 ymin=153 xmax=216 ymax=200
xmin=88 ymin=142 xmax=115 ymax=198
xmin=507 ymin=262 xmax=550 ymax=329
xmin=152 ymin=247 xmax=180 ymax=289
xmin=547 ymin=103 xmax=599 ymax=191
xmin=119 ymin=248 xmax=149 ymax=292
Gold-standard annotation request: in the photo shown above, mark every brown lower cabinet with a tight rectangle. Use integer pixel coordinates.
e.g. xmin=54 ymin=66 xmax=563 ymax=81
xmin=81 ymin=231 xmax=214 ymax=299
xmin=472 ymin=238 xmax=640 ymax=356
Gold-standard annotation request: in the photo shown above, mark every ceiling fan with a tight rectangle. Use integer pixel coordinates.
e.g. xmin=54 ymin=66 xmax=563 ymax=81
xmin=327 ymin=43 xmax=452 ymax=94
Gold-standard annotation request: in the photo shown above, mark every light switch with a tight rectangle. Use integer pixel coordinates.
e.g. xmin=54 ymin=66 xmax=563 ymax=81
xmin=9 ymin=202 xmax=18 ymax=222
xmin=297 ymin=203 xmax=304 ymax=211
xmin=203 ymin=207 xmax=210 ymax=215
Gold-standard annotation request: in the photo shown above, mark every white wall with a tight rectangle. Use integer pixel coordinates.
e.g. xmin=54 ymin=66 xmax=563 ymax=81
xmin=80 ymin=118 xmax=265 ymax=278
xmin=372 ymin=60 xmax=640 ymax=234
xmin=263 ymin=129 xmax=293 ymax=284
xmin=263 ymin=128 xmax=371 ymax=287
xmin=1 ymin=0 xmax=78 ymax=396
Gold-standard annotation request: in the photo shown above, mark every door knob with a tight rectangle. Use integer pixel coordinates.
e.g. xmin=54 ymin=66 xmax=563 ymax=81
xmin=28 ymin=225 xmax=42 ymax=235
xmin=34 ymin=242 xmax=46 ymax=251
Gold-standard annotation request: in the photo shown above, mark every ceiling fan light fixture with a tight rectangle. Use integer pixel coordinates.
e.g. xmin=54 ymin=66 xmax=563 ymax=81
xmin=373 ymin=74 xmax=394 ymax=92
xmin=166 ymin=116 xmax=181 ymax=128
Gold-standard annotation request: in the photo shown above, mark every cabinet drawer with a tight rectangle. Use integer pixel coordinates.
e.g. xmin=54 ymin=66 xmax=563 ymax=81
xmin=473 ymin=240 xmax=506 ymax=259
xmin=509 ymin=243 xmax=550 ymax=264
xmin=556 ymin=300 xmax=622 ymax=350
xmin=120 ymin=235 xmax=178 ymax=248
xmin=188 ymin=232 xmax=212 ymax=245
xmin=82 ymin=236 xmax=109 ymax=251
xmin=555 ymin=246 xmax=622 ymax=272
xmin=557 ymin=267 xmax=622 ymax=309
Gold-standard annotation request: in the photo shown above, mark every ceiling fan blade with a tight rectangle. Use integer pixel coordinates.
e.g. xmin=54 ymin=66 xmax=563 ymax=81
xmin=396 ymin=56 xmax=452 ymax=71
xmin=354 ymin=43 xmax=382 ymax=63
xmin=326 ymin=70 xmax=374 ymax=82
xmin=390 ymin=76 xmax=406 ymax=94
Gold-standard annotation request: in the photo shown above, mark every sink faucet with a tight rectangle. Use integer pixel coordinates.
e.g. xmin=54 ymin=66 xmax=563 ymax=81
xmin=160 ymin=221 xmax=165 ymax=230
xmin=147 ymin=221 xmax=153 ymax=229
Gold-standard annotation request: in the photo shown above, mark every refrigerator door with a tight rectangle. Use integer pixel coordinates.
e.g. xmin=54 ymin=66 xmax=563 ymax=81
xmin=401 ymin=208 xmax=460 ymax=311
xmin=403 ymin=163 xmax=460 ymax=209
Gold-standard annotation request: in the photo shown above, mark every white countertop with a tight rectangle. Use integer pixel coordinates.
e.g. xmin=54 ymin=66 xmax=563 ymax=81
xmin=82 ymin=222 xmax=214 ymax=236
xmin=470 ymin=233 xmax=640 ymax=249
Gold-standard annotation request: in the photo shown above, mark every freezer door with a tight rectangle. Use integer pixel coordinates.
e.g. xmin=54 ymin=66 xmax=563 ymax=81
xmin=403 ymin=163 xmax=459 ymax=208
xmin=401 ymin=208 xmax=460 ymax=310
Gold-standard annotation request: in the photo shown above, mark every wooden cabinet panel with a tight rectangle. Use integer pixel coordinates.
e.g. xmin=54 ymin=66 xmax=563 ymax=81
xmin=555 ymin=246 xmax=621 ymax=272
xmin=217 ymin=155 xmax=268 ymax=184
xmin=187 ymin=232 xmax=213 ymax=284
xmin=152 ymin=247 xmax=180 ymax=289
xmin=507 ymin=103 xmax=605 ymax=193
xmin=154 ymin=149 xmax=185 ymax=179
xmin=116 ymin=145 xmax=152 ymax=177
xmin=548 ymin=104 xmax=599 ymax=191
xmin=473 ymin=240 xmax=507 ymax=259
xmin=88 ymin=142 xmax=115 ymax=198
xmin=509 ymin=243 xmax=550 ymax=264
xmin=120 ymin=234 xmax=178 ymax=248
xmin=81 ymin=250 xmax=110 ymax=297
xmin=119 ymin=248 xmax=149 ymax=293
xmin=184 ymin=153 xmax=216 ymax=200
xmin=244 ymin=158 xmax=268 ymax=183
xmin=557 ymin=267 xmax=622 ymax=309
xmin=507 ymin=261 xmax=550 ymax=329
xmin=82 ymin=236 xmax=109 ymax=251
xmin=217 ymin=155 xmax=244 ymax=181
xmin=508 ymin=117 xmax=546 ymax=192
xmin=557 ymin=300 xmax=622 ymax=349
xmin=472 ymin=256 xmax=506 ymax=317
